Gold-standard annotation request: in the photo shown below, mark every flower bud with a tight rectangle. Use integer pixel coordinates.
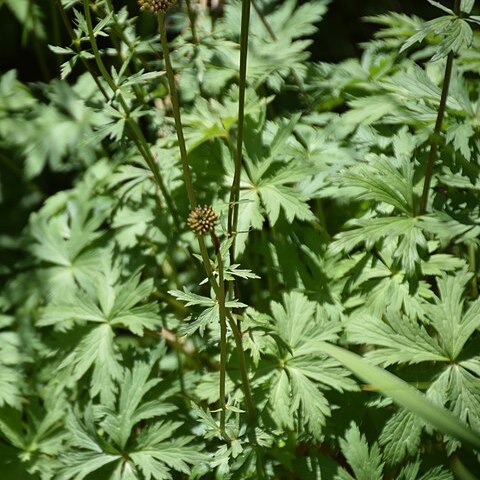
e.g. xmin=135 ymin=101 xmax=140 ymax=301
xmin=187 ymin=205 xmax=218 ymax=235
xmin=137 ymin=0 xmax=176 ymax=13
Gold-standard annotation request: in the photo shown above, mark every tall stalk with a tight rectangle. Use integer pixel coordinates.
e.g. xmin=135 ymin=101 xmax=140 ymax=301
xmin=157 ymin=11 xmax=196 ymax=209
xmin=227 ymin=0 xmax=252 ymax=262
xmin=418 ymin=0 xmax=460 ymax=215
xmin=157 ymin=8 xmax=255 ymax=425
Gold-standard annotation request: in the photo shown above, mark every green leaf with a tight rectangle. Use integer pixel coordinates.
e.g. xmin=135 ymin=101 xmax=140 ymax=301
xmin=268 ymin=292 xmax=356 ymax=437
xmin=0 ymin=330 xmax=23 ymax=408
xmin=337 ymin=153 xmax=414 ymax=214
xmin=168 ymin=288 xmax=215 ymax=308
xmin=347 ymin=311 xmax=447 ymax=366
xmin=335 ymin=422 xmax=384 ymax=480
xmin=379 ymin=410 xmax=423 ymax=465
xmin=99 ymin=359 xmax=175 ymax=450
xmin=4 ymin=0 xmax=46 ymax=41
xmin=427 ymin=363 xmax=480 ymax=452
xmin=424 ymin=270 xmax=480 ymax=359
xmin=129 ymin=422 xmax=207 ymax=480
xmin=59 ymin=324 xmax=122 ymax=405
xmin=400 ymin=15 xmax=473 ymax=61
xmin=331 ymin=216 xmax=426 ymax=274
xmin=40 ymin=263 xmax=161 ymax=335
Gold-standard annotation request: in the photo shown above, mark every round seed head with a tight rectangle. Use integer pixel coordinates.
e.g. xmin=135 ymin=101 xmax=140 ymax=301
xmin=187 ymin=205 xmax=218 ymax=235
xmin=137 ymin=0 xmax=176 ymax=13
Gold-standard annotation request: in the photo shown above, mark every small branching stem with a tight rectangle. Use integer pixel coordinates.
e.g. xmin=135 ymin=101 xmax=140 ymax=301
xmin=103 ymin=0 xmax=147 ymax=101
xmin=56 ymin=0 xmax=109 ymax=99
xmin=83 ymin=0 xmax=180 ymax=229
xmin=418 ymin=0 xmax=460 ymax=215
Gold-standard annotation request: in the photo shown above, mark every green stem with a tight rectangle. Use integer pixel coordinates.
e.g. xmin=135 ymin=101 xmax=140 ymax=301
xmin=197 ymin=237 xmax=255 ymax=422
xmin=227 ymin=0 xmax=251 ymax=261
xmin=214 ymin=234 xmax=228 ymax=434
xmin=418 ymin=0 xmax=460 ymax=215
xmin=468 ymin=242 xmax=478 ymax=298
xmin=56 ymin=0 xmax=109 ymax=98
xmin=103 ymin=1 xmax=146 ymax=102
xmin=227 ymin=315 xmax=255 ymax=423
xmin=185 ymin=0 xmax=199 ymax=44
xmin=158 ymin=10 xmax=197 ymax=209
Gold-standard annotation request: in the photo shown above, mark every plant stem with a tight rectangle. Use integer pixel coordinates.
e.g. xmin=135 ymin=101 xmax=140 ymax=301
xmin=468 ymin=242 xmax=478 ymax=298
xmin=158 ymin=6 xmax=255 ymax=424
xmin=185 ymin=0 xmax=199 ymax=44
xmin=213 ymin=234 xmax=228 ymax=434
xmin=197 ymin=237 xmax=255 ymax=422
xmin=103 ymin=0 xmax=147 ymax=102
xmin=158 ymin=11 xmax=197 ymax=209
xmin=83 ymin=0 xmax=180 ymax=230
xmin=56 ymin=0 xmax=109 ymax=99
xmin=227 ymin=0 xmax=251 ymax=261
xmin=418 ymin=0 xmax=460 ymax=215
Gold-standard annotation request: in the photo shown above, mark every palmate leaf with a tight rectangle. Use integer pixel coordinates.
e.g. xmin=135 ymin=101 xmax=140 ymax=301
xmin=223 ymin=0 xmax=329 ymax=88
xmin=335 ymin=422 xmax=453 ymax=480
xmin=348 ymin=265 xmax=432 ymax=320
xmin=427 ymin=362 xmax=480 ymax=453
xmin=58 ymin=324 xmax=123 ymax=405
xmin=348 ymin=269 xmax=480 ymax=454
xmin=330 ymin=216 xmax=427 ymax=274
xmin=59 ymin=408 xmax=121 ymax=480
xmin=28 ymin=197 xmax=108 ymax=300
xmin=0 ymin=396 xmax=68 ymax=479
xmin=400 ymin=14 xmax=473 ymax=61
xmin=400 ymin=464 xmax=453 ymax=480
xmin=97 ymin=357 xmax=176 ymax=450
xmin=422 ymin=269 xmax=480 ymax=359
xmin=39 ymin=262 xmax=162 ymax=403
xmin=337 ymin=151 xmax=414 ymax=214
xmin=237 ymin=163 xmax=315 ymax=241
xmin=268 ymin=292 xmax=357 ymax=438
xmin=129 ymin=422 xmax=206 ymax=480
xmin=60 ymin=360 xmax=203 ymax=480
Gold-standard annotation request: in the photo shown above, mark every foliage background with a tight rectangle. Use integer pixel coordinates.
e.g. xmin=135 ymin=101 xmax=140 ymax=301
xmin=1 ymin=0 xmax=480 ymax=479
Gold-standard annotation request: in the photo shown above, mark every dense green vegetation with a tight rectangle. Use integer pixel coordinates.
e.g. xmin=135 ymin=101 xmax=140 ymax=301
xmin=1 ymin=0 xmax=480 ymax=478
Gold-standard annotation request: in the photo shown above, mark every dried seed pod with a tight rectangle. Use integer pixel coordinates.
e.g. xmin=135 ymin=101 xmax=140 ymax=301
xmin=187 ymin=205 xmax=218 ymax=235
xmin=137 ymin=0 xmax=176 ymax=13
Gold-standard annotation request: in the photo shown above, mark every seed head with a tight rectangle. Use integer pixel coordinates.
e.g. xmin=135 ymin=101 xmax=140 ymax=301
xmin=137 ymin=0 xmax=176 ymax=13
xmin=187 ymin=205 xmax=218 ymax=236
